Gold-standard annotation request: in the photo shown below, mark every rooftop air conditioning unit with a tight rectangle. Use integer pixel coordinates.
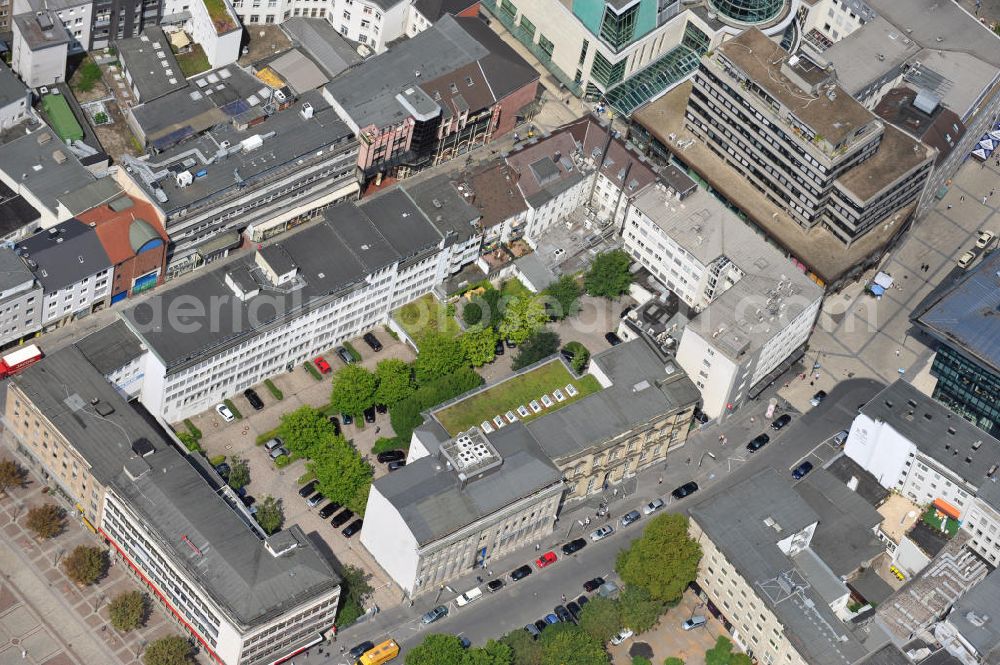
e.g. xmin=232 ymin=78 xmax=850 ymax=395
xmin=300 ymin=102 xmax=314 ymax=120
xmin=175 ymin=170 xmax=193 ymax=188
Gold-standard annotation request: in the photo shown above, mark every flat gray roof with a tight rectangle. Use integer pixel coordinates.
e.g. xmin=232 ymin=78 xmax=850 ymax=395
xmin=116 ymin=28 xmax=187 ymax=102
xmin=400 ymin=172 xmax=481 ymax=244
xmin=123 ymin=201 xmax=444 ymax=370
xmin=75 ymin=320 xmax=146 ymax=375
xmin=0 ymin=247 xmax=34 ymax=291
xmin=264 ymin=49 xmax=329 ymax=95
xmin=13 ymin=346 xmax=340 ymax=626
xmin=356 ymin=188 xmax=444 ymax=254
xmin=947 ymin=570 xmax=1000 ymax=661
xmin=514 ymin=253 xmax=557 ymax=291
xmin=860 ymin=380 xmax=1000 ymax=489
xmin=280 ymin=18 xmax=362 ymax=80
xmin=523 ymin=342 xmax=700 ymax=461
xmin=819 ymin=16 xmax=920 ymax=96
xmin=0 ymin=128 xmax=97 ymax=214
xmin=16 ymin=220 xmax=112 ymax=292
xmin=0 ymin=60 xmax=27 ymax=108
xmin=689 ymin=469 xmax=870 ymax=665
xmin=13 ymin=11 xmax=69 ymax=49
xmin=373 ymin=421 xmax=563 ymax=546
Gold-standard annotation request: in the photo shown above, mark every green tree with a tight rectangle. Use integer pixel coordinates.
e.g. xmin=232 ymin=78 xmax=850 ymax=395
xmin=632 ymin=658 xmax=653 ymax=665
xmin=663 ymin=658 xmax=685 ymax=665
xmin=308 ymin=437 xmax=373 ymax=514
xmin=616 ymin=513 xmax=701 ymax=604
xmin=414 ymin=331 xmax=468 ymax=384
xmin=562 ymin=341 xmax=590 ymax=373
xmin=512 ymin=330 xmax=561 ymax=370
xmin=584 ymin=250 xmax=633 ymax=299
xmin=465 ymin=640 xmax=514 ymax=665
xmin=406 ymin=634 xmax=466 ymax=665
xmin=227 ymin=455 xmax=250 ymax=491
xmin=25 ymin=503 xmax=65 ymax=539
xmin=255 ymin=495 xmax=284 ymax=535
xmin=375 ymin=359 xmax=415 ymax=406
xmin=330 ymin=364 xmax=378 ymax=417
xmin=540 ymin=623 xmax=609 ymax=665
xmin=143 ymin=635 xmax=193 ymax=665
xmin=705 ymin=637 xmax=736 ymax=665
xmin=577 ymin=595 xmax=622 ymax=643
xmin=542 ymin=275 xmax=583 ymax=320
xmin=499 ymin=295 xmax=548 ymax=345
xmin=62 ymin=545 xmax=107 ymax=585
xmin=618 ymin=586 xmax=666 ymax=634
xmin=460 ymin=324 xmax=499 ymax=367
xmin=502 ymin=629 xmax=542 ymax=665
xmin=277 ymin=406 xmax=335 ymax=459
xmin=463 ymin=287 xmax=502 ymax=328
xmin=0 ymin=458 xmax=25 ymax=496
xmin=337 ymin=564 xmax=373 ymax=625
xmin=108 ymin=591 xmax=147 ymax=632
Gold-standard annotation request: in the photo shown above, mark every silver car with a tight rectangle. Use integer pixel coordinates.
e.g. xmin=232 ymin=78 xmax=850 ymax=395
xmin=590 ymin=525 xmax=614 ymax=541
xmin=421 ymin=605 xmax=448 ymax=624
xmin=643 ymin=498 xmax=665 ymax=515
xmin=620 ymin=510 xmax=641 ymax=527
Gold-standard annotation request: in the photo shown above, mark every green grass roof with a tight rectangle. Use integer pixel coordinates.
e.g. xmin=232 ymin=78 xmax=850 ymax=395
xmin=42 ymin=94 xmax=83 ymax=142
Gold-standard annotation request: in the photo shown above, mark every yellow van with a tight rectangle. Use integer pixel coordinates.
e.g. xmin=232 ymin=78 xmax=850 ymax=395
xmin=357 ymin=639 xmax=399 ymax=665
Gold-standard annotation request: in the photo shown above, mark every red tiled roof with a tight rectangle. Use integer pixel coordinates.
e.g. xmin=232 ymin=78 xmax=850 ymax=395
xmin=76 ymin=194 xmax=168 ymax=265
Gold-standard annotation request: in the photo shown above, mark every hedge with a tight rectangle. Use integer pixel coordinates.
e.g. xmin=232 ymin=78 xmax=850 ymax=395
xmin=256 ymin=428 xmax=279 ymax=446
xmin=304 ymin=362 xmax=322 ymax=381
xmin=389 ymin=367 xmax=484 ymax=443
xmin=274 ymin=454 xmax=291 ymax=468
xmin=223 ymin=399 xmax=242 ymax=420
xmin=184 ymin=419 xmax=202 ymax=439
xmin=343 ymin=341 xmax=362 ymax=362
xmin=373 ymin=437 xmax=404 ymax=454
xmin=208 ymin=455 xmax=226 ymax=466
xmin=264 ymin=379 xmax=283 ymax=400
xmin=384 ymin=325 xmax=399 ymax=341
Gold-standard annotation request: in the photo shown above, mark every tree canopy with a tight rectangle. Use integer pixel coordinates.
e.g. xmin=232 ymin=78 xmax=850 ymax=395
xmin=460 ymin=324 xmax=499 ymax=367
xmin=512 ymin=330 xmax=561 ymax=370
xmin=226 ymin=455 xmax=250 ymax=491
xmin=562 ymin=341 xmax=590 ymax=373
xmin=62 ymin=545 xmax=107 ymax=585
xmin=330 ymin=364 xmax=378 ymax=416
xmin=406 ymin=634 xmax=513 ymax=665
xmin=143 ymin=635 xmax=193 ymax=665
xmin=255 ymin=496 xmax=284 ymax=535
xmin=618 ymin=586 xmax=666 ymax=633
xmin=501 ymin=629 xmax=542 ymax=665
xmin=0 ymin=458 xmax=25 ymax=496
xmin=499 ymin=295 xmax=548 ymax=345
xmin=463 ymin=287 xmax=502 ymax=328
xmin=705 ymin=637 xmax=750 ymax=665
xmin=539 ymin=622 xmax=609 ymax=665
xmin=337 ymin=564 xmax=373 ymax=626
xmin=542 ymin=275 xmax=583 ymax=320
xmin=25 ymin=503 xmax=64 ymax=539
xmin=616 ymin=513 xmax=701 ymax=604
xmin=577 ymin=595 xmax=623 ymax=643
xmin=308 ymin=436 xmax=373 ymax=514
xmin=414 ymin=331 xmax=468 ymax=385
xmin=108 ymin=591 xmax=147 ymax=632
xmin=276 ymin=406 xmax=336 ymax=459
xmin=375 ymin=359 xmax=415 ymax=406
xmin=584 ymin=250 xmax=633 ymax=299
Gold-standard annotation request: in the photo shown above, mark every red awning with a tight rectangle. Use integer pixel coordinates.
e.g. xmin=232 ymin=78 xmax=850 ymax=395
xmin=933 ymin=498 xmax=961 ymax=520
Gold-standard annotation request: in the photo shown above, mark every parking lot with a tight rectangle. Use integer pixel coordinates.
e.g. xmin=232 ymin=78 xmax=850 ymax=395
xmin=182 ymin=331 xmax=416 ymax=611
xmin=608 ymin=590 xmax=727 ymax=665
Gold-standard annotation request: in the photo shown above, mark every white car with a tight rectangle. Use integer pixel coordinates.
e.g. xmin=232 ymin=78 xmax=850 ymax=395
xmin=976 ymin=230 xmax=995 ymax=249
xmin=590 ymin=525 xmax=614 ymax=541
xmin=643 ymin=498 xmax=665 ymax=515
xmin=958 ymin=250 xmax=977 ymax=269
xmin=215 ymin=403 xmax=235 ymax=422
xmin=610 ymin=628 xmax=634 ymax=645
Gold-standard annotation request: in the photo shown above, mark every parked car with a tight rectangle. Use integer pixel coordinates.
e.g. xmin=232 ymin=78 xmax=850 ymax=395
xmin=977 ymin=230 xmax=995 ymax=249
xmin=771 ymin=414 xmax=792 ymax=430
xmin=342 ymin=519 xmax=363 ymax=538
xmin=524 ymin=623 xmax=541 ymax=639
xmin=328 ymin=415 xmax=341 ymax=436
xmin=535 ymin=551 xmax=557 ymax=568
xmin=810 ymin=390 xmax=827 ymax=406
xmin=363 ymin=332 xmax=383 ymax=351
xmin=269 ymin=446 xmax=289 ymax=460
xmin=264 ymin=436 xmax=284 ymax=452
xmin=620 ymin=510 xmax=641 ymax=527
xmin=318 ymin=502 xmax=342 ymax=519
xmin=791 ymin=461 xmax=814 ymax=480
xmin=313 ymin=356 xmax=332 ymax=374
xmin=376 ymin=403 xmax=388 ymax=414
xmin=566 ymin=601 xmax=582 ymax=620
xmin=583 ymin=577 xmax=606 ymax=592
xmin=746 ymin=433 xmax=770 ymax=453
xmin=672 ymin=481 xmax=699 ymax=499
xmin=511 ymin=565 xmax=533 ymax=581
xmin=241 ymin=495 xmax=256 ymax=508
xmin=610 ymin=629 xmax=634 ymax=645
xmin=533 ymin=619 xmax=548 ymax=632
xmin=377 ymin=450 xmax=406 ymax=464
xmin=342 ymin=413 xmax=354 ymax=426
xmin=364 ymin=406 xmax=376 ymax=424
xmin=306 ymin=493 xmax=325 ymax=508
xmin=590 ymin=525 xmax=614 ymax=541
xmin=243 ymin=388 xmax=264 ymax=411
xmin=330 ymin=509 xmax=354 ymax=528
xmin=683 ymin=616 xmax=707 ymax=630
xmin=544 ymin=614 xmax=559 ymax=625
xmin=348 ymin=641 xmax=375 ymax=660
xmin=561 ymin=538 xmax=587 ymax=555
xmin=336 ymin=346 xmax=354 ymax=364
xmin=298 ymin=480 xmax=318 ymax=498
xmin=605 ymin=331 xmax=623 ymax=346
xmin=576 ymin=595 xmax=589 ymax=607
xmin=495 ymin=339 xmax=505 ymax=356
xmin=833 ymin=429 xmax=849 ymax=446
xmin=554 ymin=605 xmax=573 ymax=623
xmin=421 ymin=605 xmax=448 ymax=624
xmin=215 ymin=403 xmax=235 ymax=422
xmin=486 ymin=579 xmax=504 ymax=593
xmin=643 ymin=498 xmax=665 ymax=515
xmin=387 ymin=460 xmax=406 ymax=472
xmin=214 ymin=462 xmax=231 ymax=479
xmin=958 ymin=250 xmax=977 ymax=269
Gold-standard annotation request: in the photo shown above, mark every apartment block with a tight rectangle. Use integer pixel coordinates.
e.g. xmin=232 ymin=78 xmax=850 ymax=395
xmin=0 ymin=60 xmax=31 ymax=130
xmin=0 ymin=248 xmax=42 ymax=349
xmin=11 ymin=10 xmax=70 ymax=87
xmin=4 ymin=346 xmax=341 ymax=665
xmin=623 ymin=183 xmax=823 ymax=417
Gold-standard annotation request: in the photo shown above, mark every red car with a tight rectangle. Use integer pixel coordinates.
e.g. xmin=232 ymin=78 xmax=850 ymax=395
xmin=535 ymin=551 xmax=557 ymax=568
xmin=314 ymin=356 xmax=332 ymax=374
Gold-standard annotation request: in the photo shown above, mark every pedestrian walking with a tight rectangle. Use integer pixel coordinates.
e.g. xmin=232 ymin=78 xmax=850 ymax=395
xmin=561 ymin=594 xmax=567 ymax=602
xmin=983 ymin=196 xmax=988 ymax=205
xmin=535 ymin=543 xmax=540 ymax=551
xmin=947 ymin=204 xmax=953 ymax=209
xmin=961 ymin=195 xmax=966 ymax=202
xmin=658 ymin=476 xmax=663 ymax=485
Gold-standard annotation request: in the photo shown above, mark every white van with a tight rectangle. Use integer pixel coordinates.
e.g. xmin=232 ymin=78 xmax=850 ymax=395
xmin=455 ymin=586 xmax=483 ymax=607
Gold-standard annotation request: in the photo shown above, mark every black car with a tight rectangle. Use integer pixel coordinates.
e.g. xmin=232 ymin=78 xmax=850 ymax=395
xmin=328 ymin=415 xmax=341 ymax=436
xmin=810 ymin=390 xmax=828 ymax=407
xmin=244 ymin=388 xmax=264 ymax=411
xmin=363 ymin=332 xmax=383 ymax=352
xmin=336 ymin=346 xmax=355 ymax=364
xmin=342 ymin=519 xmax=363 ymax=538
xmin=241 ymin=494 xmax=256 ymax=508
xmin=671 ymin=481 xmax=700 ymax=499
xmin=583 ymin=577 xmax=605 ymax=592
xmin=746 ymin=433 xmax=771 ymax=453
xmin=318 ymin=502 xmax=342 ymax=519
xmin=533 ymin=619 xmax=548 ymax=632
xmin=342 ymin=413 xmax=354 ymax=426
xmin=376 ymin=403 xmax=388 ymax=414
xmin=348 ymin=641 xmax=375 ymax=660
xmin=577 ymin=595 xmax=589 ymax=607
xmin=214 ymin=462 xmax=231 ymax=479
xmin=298 ymin=480 xmax=318 ymax=498
xmin=377 ymin=450 xmax=406 ymax=464
xmin=693 ymin=410 xmax=709 ymax=424
xmin=486 ymin=579 xmax=504 ymax=593
xmin=387 ymin=460 xmax=406 ymax=472
xmin=605 ymin=331 xmax=623 ymax=346
xmin=363 ymin=406 xmax=376 ymax=424
xmin=511 ymin=565 xmax=533 ymax=581
xmin=791 ymin=461 xmax=814 ymax=480
xmin=566 ymin=601 xmax=582 ymax=620
xmin=561 ymin=538 xmax=587 ymax=555
xmin=771 ymin=414 xmax=792 ymax=430
xmin=495 ymin=339 xmax=505 ymax=356
xmin=554 ymin=605 xmax=574 ymax=623
xmin=330 ymin=509 xmax=354 ymax=528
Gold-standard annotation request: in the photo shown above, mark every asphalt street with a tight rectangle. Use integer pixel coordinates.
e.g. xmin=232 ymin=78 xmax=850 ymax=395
xmin=308 ymin=378 xmax=884 ymax=664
